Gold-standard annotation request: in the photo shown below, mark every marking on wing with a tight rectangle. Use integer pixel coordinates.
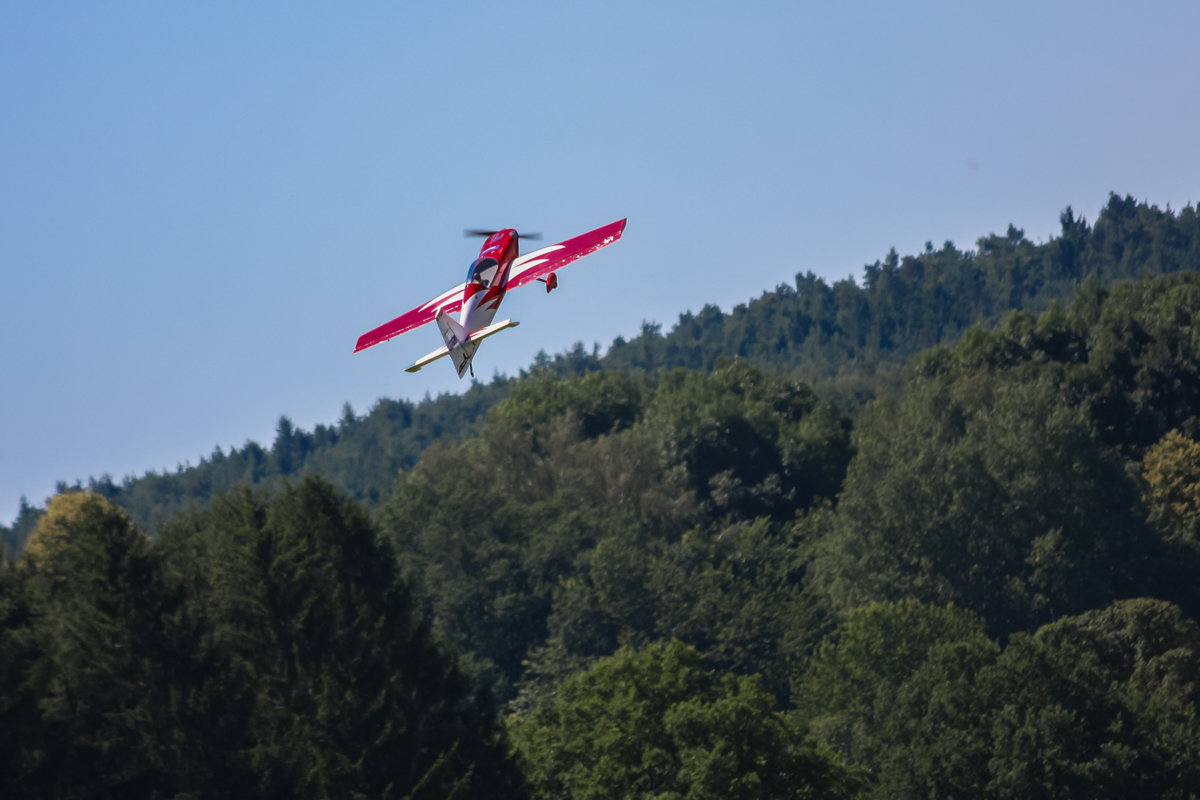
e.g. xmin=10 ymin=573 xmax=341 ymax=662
xmin=513 ymin=244 xmax=566 ymax=266
xmin=509 ymin=246 xmax=565 ymax=282
xmin=419 ymin=283 xmax=467 ymax=313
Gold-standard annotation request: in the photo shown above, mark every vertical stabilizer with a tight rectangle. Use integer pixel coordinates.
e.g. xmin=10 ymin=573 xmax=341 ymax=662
xmin=435 ymin=309 xmax=478 ymax=378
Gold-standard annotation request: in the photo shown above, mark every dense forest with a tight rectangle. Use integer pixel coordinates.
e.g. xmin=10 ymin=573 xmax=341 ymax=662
xmin=4 ymin=194 xmax=1200 ymax=797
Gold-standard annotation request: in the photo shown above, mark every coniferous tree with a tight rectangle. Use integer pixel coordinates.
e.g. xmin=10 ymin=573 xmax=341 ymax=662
xmin=1 ymin=483 xmax=526 ymax=799
xmin=7 ymin=492 xmax=180 ymax=797
xmin=159 ymin=477 xmax=527 ymax=799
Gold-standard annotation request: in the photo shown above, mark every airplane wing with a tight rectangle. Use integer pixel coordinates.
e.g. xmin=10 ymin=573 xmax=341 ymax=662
xmin=505 ymin=218 xmax=627 ymax=291
xmin=354 ymin=282 xmax=466 ymax=353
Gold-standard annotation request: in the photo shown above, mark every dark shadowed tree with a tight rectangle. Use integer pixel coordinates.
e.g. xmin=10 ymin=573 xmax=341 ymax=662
xmin=159 ymin=477 xmax=527 ymax=799
xmin=646 ymin=360 xmax=851 ymax=522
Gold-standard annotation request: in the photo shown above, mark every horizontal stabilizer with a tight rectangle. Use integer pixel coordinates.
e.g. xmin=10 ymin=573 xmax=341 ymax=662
xmin=405 ymin=318 xmax=520 ymax=373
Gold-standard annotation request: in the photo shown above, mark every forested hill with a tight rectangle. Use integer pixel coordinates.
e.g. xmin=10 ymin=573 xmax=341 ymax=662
xmin=4 ymin=193 xmax=1199 ymax=549
xmin=7 ymin=266 xmax=1200 ymax=797
xmin=6 ymin=195 xmax=1200 ymax=797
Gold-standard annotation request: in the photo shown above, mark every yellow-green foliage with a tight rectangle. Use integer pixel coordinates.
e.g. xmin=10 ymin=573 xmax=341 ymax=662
xmin=1143 ymin=429 xmax=1200 ymax=544
xmin=20 ymin=491 xmax=132 ymax=570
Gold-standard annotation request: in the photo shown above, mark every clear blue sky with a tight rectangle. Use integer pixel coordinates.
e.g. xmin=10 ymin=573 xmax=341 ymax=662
xmin=3 ymin=1 xmax=1199 ymax=524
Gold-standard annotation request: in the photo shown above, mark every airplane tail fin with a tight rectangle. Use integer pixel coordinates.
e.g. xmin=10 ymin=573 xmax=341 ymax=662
xmin=436 ymin=309 xmax=479 ymax=378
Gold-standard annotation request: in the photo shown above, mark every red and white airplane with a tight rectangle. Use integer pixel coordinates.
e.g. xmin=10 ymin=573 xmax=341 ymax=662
xmin=354 ymin=218 xmax=626 ymax=377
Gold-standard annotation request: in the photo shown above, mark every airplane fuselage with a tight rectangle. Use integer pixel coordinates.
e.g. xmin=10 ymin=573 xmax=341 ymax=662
xmin=460 ymin=229 xmax=519 ymax=334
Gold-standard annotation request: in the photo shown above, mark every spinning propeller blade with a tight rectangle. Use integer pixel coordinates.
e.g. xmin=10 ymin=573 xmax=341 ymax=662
xmin=464 ymin=229 xmax=542 ymax=240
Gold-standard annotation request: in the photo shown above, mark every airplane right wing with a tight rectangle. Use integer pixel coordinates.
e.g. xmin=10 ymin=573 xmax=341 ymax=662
xmin=505 ymin=219 xmax=626 ymax=290
xmin=354 ymin=282 xmax=466 ymax=353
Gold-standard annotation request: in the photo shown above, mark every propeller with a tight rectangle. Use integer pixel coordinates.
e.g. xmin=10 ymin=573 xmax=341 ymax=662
xmin=464 ymin=229 xmax=542 ymax=241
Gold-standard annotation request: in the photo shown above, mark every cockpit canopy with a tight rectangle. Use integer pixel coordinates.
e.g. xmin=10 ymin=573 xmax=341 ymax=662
xmin=467 ymin=257 xmax=500 ymax=287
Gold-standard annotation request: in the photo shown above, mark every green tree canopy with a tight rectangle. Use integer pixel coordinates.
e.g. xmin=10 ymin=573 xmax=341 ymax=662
xmin=508 ymin=640 xmax=855 ymax=800
xmin=819 ymin=599 xmax=1200 ymax=800
xmin=792 ymin=599 xmax=993 ymax=765
xmin=646 ymin=360 xmax=851 ymax=522
xmin=808 ymin=372 xmax=1153 ymax=635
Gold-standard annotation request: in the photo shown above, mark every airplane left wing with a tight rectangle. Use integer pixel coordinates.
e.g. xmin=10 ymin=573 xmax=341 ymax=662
xmin=354 ymin=283 xmax=466 ymax=353
xmin=506 ymin=218 xmax=626 ymax=291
